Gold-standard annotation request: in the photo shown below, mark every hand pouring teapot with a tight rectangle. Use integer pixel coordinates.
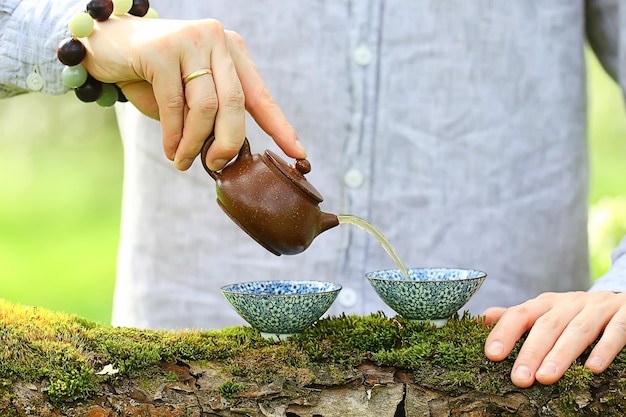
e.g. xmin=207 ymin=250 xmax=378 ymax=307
xmin=201 ymin=134 xmax=339 ymax=256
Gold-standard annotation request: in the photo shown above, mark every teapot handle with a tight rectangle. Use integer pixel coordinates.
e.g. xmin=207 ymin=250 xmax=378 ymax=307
xmin=200 ymin=133 xmax=252 ymax=180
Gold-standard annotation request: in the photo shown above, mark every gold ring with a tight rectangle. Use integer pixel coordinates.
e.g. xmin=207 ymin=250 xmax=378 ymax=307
xmin=183 ymin=68 xmax=213 ymax=85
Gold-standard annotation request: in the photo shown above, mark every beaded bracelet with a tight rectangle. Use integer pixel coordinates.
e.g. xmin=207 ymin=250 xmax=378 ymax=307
xmin=56 ymin=0 xmax=158 ymax=107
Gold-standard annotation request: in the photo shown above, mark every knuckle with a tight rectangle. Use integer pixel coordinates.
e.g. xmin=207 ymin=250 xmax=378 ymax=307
xmin=507 ymin=304 xmax=528 ymax=317
xmin=592 ymin=311 xmax=626 ymax=358
xmin=177 ymin=19 xmax=226 ymax=48
xmin=220 ymin=88 xmax=246 ymax=110
xmin=506 ymin=304 xmax=532 ymax=321
xmin=225 ymin=30 xmax=246 ymax=49
xmin=534 ymin=313 xmax=562 ymax=331
xmin=219 ymin=140 xmax=243 ymax=156
xmin=517 ymin=345 xmax=544 ymax=364
xmin=609 ymin=314 xmax=626 ymax=336
xmin=247 ymin=85 xmax=276 ymax=112
xmin=209 ymin=136 xmax=244 ymax=163
xmin=563 ymin=318 xmax=596 ymax=345
xmin=196 ymin=94 xmax=219 ymax=114
xmin=535 ymin=292 xmax=558 ymax=302
xmin=163 ymin=92 xmax=185 ymax=111
xmin=566 ymin=317 xmax=594 ymax=333
xmin=197 ymin=19 xmax=226 ymax=39
xmin=205 ymin=18 xmax=225 ymax=32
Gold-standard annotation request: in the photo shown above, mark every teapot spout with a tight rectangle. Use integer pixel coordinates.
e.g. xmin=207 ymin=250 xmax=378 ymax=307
xmin=319 ymin=212 xmax=340 ymax=234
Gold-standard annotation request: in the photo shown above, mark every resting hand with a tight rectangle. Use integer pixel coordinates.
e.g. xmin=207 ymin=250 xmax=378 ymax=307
xmin=81 ymin=15 xmax=303 ymax=171
xmin=483 ymin=291 xmax=626 ymax=388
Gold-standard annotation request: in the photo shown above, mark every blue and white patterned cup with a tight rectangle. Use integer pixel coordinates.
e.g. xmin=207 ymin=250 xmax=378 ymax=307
xmin=221 ymin=280 xmax=341 ymax=340
xmin=366 ymin=268 xmax=487 ymax=327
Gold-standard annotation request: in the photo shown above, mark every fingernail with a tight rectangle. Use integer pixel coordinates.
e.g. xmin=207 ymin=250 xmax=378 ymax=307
xmin=587 ymin=356 xmax=603 ymax=369
xmin=537 ymin=362 xmax=557 ymax=376
xmin=210 ymin=158 xmax=229 ymax=171
xmin=513 ymin=365 xmax=532 ymax=380
xmin=486 ymin=341 xmax=504 ymax=357
xmin=294 ymin=139 xmax=306 ymax=157
xmin=176 ymin=158 xmax=194 ymax=171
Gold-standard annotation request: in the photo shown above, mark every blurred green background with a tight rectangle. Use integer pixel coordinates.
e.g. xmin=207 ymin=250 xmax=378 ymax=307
xmin=1 ymin=50 xmax=625 ymax=325
xmin=0 ymin=92 xmax=123 ymax=324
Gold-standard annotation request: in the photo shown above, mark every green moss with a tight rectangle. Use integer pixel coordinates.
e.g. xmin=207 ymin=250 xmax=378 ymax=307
xmin=553 ymin=364 xmax=596 ymax=416
xmin=229 ymin=343 xmax=315 ymax=385
xmin=294 ymin=312 xmax=405 ymax=365
xmin=1 ymin=299 xmax=625 ymax=413
xmin=433 ymin=370 xmax=477 ymax=388
xmin=0 ymin=300 xmax=271 ymax=403
xmin=365 ymin=312 xmax=512 ymax=393
xmin=217 ymin=379 xmax=247 ymax=398
xmin=557 ymin=364 xmax=594 ymax=391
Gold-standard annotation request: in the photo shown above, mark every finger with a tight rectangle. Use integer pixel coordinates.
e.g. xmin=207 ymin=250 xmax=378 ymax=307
xmin=226 ymin=30 xmax=304 ymax=159
xmin=484 ymin=296 xmax=554 ymax=363
xmin=118 ymin=80 xmax=159 ymax=119
xmin=534 ymin=303 xmax=611 ymax=385
xmin=586 ymin=301 xmax=626 ymax=374
xmin=149 ymin=54 xmax=185 ymax=161
xmin=201 ymin=24 xmax=246 ymax=171
xmin=481 ymin=306 xmax=506 ymax=326
xmin=509 ymin=294 xmax=586 ymax=387
xmin=174 ymin=68 xmax=218 ymax=171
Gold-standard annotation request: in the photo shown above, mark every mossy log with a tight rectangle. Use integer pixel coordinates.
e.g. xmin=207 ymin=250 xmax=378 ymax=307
xmin=1 ymin=300 xmax=626 ymax=416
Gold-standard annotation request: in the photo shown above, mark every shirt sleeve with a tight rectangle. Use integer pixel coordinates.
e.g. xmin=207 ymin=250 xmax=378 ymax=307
xmin=0 ymin=0 xmax=85 ymax=98
xmin=586 ymin=0 xmax=626 ymax=292
xmin=590 ymin=236 xmax=626 ymax=292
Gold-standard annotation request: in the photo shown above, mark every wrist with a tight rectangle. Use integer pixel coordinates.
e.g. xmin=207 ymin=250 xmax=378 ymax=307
xmin=0 ymin=0 xmax=86 ymax=95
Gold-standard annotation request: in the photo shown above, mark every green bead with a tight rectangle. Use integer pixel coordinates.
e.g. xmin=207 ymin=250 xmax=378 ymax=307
xmin=145 ymin=7 xmax=159 ymax=18
xmin=113 ymin=0 xmax=133 ymax=15
xmin=96 ymin=83 xmax=119 ymax=107
xmin=61 ymin=64 xmax=88 ymax=88
xmin=68 ymin=13 xmax=94 ymax=38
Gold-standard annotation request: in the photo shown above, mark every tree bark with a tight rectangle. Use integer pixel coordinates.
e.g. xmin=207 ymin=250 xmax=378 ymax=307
xmin=5 ymin=357 xmax=626 ymax=416
xmin=2 ymin=303 xmax=625 ymax=416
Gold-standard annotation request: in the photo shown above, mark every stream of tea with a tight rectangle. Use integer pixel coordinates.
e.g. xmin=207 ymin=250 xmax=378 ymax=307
xmin=337 ymin=214 xmax=410 ymax=278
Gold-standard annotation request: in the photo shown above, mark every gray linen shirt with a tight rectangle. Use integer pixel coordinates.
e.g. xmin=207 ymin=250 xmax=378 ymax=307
xmin=2 ymin=0 xmax=626 ymax=329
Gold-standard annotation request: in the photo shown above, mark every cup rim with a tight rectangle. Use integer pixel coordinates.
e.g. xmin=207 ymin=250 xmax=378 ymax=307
xmin=221 ymin=280 xmax=342 ymax=296
xmin=366 ymin=267 xmax=487 ymax=283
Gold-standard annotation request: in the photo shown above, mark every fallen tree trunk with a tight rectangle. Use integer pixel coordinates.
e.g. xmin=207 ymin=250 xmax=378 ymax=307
xmin=1 ymin=300 xmax=625 ymax=416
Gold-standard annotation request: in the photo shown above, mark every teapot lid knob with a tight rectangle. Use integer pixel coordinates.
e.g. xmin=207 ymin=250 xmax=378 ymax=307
xmin=265 ymin=150 xmax=324 ymax=203
xmin=295 ymin=159 xmax=311 ymax=175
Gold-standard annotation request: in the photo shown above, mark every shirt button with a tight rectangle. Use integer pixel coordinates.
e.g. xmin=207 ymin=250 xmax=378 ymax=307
xmin=26 ymin=72 xmax=45 ymax=91
xmin=353 ymin=44 xmax=372 ymax=66
xmin=344 ymin=168 xmax=365 ymax=189
xmin=338 ymin=287 xmax=358 ymax=308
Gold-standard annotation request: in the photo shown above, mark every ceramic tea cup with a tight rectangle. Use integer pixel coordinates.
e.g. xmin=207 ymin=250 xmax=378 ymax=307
xmin=221 ymin=280 xmax=341 ymax=340
xmin=366 ymin=268 xmax=487 ymax=327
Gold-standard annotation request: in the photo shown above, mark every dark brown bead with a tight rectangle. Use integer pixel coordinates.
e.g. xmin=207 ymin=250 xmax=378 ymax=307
xmin=75 ymin=75 xmax=103 ymax=102
xmin=87 ymin=0 xmax=113 ymax=21
xmin=57 ymin=38 xmax=86 ymax=66
xmin=129 ymin=0 xmax=150 ymax=17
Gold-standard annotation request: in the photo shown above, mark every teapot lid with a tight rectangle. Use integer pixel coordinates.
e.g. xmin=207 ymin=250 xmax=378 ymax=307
xmin=265 ymin=150 xmax=324 ymax=203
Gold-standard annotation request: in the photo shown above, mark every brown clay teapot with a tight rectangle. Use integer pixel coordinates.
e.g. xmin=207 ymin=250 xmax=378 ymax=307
xmin=200 ymin=134 xmax=339 ymax=256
